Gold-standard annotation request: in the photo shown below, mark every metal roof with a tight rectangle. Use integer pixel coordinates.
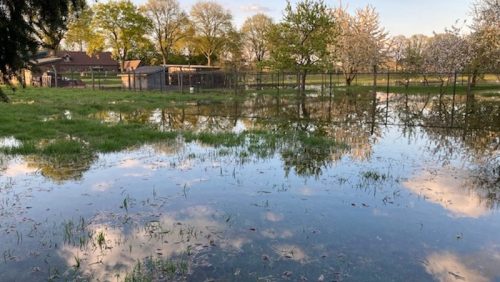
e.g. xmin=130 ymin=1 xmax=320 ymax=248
xmin=118 ymin=66 xmax=164 ymax=76
xmin=32 ymin=57 xmax=63 ymax=65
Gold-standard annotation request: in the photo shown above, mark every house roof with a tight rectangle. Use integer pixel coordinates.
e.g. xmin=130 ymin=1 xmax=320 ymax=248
xmin=55 ymin=51 xmax=118 ymax=67
xmin=124 ymin=60 xmax=142 ymax=70
xmin=33 ymin=57 xmax=63 ymax=66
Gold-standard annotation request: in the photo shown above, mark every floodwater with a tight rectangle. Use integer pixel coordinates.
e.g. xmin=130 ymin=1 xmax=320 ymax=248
xmin=1 ymin=92 xmax=499 ymax=281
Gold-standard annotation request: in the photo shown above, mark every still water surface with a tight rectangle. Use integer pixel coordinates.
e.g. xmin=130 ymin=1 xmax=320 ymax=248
xmin=0 ymin=92 xmax=499 ymax=281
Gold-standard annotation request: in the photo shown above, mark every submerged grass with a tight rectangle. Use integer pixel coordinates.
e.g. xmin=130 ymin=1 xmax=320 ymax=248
xmin=1 ymin=87 xmax=346 ymax=178
xmin=124 ymin=256 xmax=188 ymax=282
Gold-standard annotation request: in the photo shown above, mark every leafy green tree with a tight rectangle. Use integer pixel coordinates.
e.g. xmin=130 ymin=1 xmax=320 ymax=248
xmin=127 ymin=37 xmax=162 ymax=65
xmin=220 ymin=28 xmax=244 ymax=69
xmin=92 ymin=0 xmax=152 ymax=71
xmin=142 ymin=0 xmax=190 ymax=65
xmin=0 ymin=0 xmax=84 ymax=102
xmin=29 ymin=0 xmax=86 ymax=54
xmin=190 ymin=1 xmax=233 ymax=66
xmin=65 ymin=5 xmax=104 ymax=53
xmin=241 ymin=14 xmax=273 ymax=67
xmin=267 ymin=0 xmax=336 ymax=96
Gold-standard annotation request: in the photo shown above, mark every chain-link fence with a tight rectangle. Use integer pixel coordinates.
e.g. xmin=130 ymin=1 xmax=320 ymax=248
xmin=26 ymin=65 xmax=500 ymax=93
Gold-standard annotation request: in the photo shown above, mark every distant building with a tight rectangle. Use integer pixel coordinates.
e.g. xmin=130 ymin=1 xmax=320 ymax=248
xmin=163 ymin=64 xmax=221 ymax=73
xmin=55 ymin=51 xmax=119 ymax=72
xmin=163 ymin=64 xmax=223 ymax=88
xmin=24 ymin=51 xmax=119 ymax=87
xmin=118 ymin=64 xmax=226 ymax=91
xmin=118 ymin=66 xmax=166 ymax=90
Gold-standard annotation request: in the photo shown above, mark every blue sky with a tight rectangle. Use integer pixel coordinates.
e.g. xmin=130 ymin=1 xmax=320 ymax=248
xmin=129 ymin=0 xmax=475 ymax=36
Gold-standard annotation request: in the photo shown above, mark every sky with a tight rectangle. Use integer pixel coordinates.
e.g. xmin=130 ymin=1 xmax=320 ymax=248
xmin=128 ymin=0 xmax=475 ymax=36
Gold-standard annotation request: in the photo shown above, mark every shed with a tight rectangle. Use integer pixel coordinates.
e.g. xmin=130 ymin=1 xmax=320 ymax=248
xmin=163 ymin=64 xmax=223 ymax=88
xmin=118 ymin=66 xmax=166 ymax=90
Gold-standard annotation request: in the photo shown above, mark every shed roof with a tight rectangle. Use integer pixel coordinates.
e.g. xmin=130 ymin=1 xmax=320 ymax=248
xmin=118 ymin=66 xmax=165 ymax=76
xmin=133 ymin=66 xmax=164 ymax=74
xmin=163 ymin=64 xmax=221 ymax=70
xmin=124 ymin=60 xmax=142 ymax=70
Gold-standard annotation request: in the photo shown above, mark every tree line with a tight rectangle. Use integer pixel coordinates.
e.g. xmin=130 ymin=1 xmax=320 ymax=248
xmin=0 ymin=0 xmax=498 ymax=101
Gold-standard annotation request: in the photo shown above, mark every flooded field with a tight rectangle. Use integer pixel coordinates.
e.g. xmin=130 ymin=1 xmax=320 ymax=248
xmin=0 ymin=92 xmax=499 ymax=281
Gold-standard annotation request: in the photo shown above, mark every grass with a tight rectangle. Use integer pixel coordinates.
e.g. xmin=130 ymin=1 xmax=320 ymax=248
xmin=0 ymin=87 xmax=343 ymax=152
xmin=361 ymin=171 xmax=388 ymax=182
xmin=0 ymin=87 xmax=352 ymax=178
xmin=124 ymin=256 xmax=188 ymax=282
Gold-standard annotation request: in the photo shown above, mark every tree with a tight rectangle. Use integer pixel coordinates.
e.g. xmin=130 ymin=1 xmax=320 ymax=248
xmin=126 ymin=37 xmax=162 ymax=65
xmin=241 ymin=14 xmax=273 ymax=67
xmin=331 ymin=5 xmax=388 ymax=86
xmin=29 ymin=0 xmax=86 ymax=54
xmin=387 ymin=35 xmax=407 ymax=71
xmin=402 ymin=35 xmax=428 ymax=73
xmin=469 ymin=0 xmax=500 ymax=84
xmin=220 ymin=28 xmax=244 ymax=69
xmin=190 ymin=1 xmax=233 ymax=66
xmin=65 ymin=5 xmax=104 ymax=53
xmin=267 ymin=0 xmax=336 ymax=96
xmin=142 ymin=0 xmax=190 ymax=65
xmin=92 ymin=0 xmax=152 ymax=71
xmin=0 ymin=0 xmax=84 ymax=102
xmin=422 ymin=27 xmax=471 ymax=86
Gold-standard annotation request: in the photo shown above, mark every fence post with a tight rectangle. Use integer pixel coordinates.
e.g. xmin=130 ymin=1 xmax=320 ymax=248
xmin=133 ymin=70 xmax=136 ymax=91
xmin=386 ymin=71 xmax=390 ymax=93
xmin=128 ymin=71 xmax=131 ymax=90
xmin=234 ymin=71 xmax=238 ymax=95
xmin=386 ymin=71 xmax=390 ymax=125
xmin=451 ymin=70 xmax=457 ymax=127
xmin=321 ymin=72 xmax=325 ymax=96
xmin=91 ymin=67 xmax=94 ymax=90
xmin=180 ymin=67 xmax=184 ymax=94
xmin=160 ymin=67 xmax=164 ymax=92
xmin=177 ymin=71 xmax=180 ymax=92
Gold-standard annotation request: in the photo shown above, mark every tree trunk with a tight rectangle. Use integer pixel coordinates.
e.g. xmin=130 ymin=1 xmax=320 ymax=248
xmin=207 ymin=55 xmax=212 ymax=67
xmin=471 ymin=70 xmax=478 ymax=88
xmin=300 ymin=70 xmax=307 ymax=98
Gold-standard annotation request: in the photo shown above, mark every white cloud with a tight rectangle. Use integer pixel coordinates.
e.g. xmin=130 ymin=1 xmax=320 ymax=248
xmin=240 ymin=4 xmax=271 ymax=13
xmin=403 ymin=168 xmax=490 ymax=218
xmin=91 ymin=181 xmax=114 ymax=192
xmin=118 ymin=159 xmax=141 ymax=169
xmin=3 ymin=161 xmax=37 ymax=177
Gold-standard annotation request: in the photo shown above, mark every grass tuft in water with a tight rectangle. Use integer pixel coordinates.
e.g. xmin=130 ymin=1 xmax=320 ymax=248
xmin=362 ymin=171 xmax=388 ymax=182
xmin=124 ymin=256 xmax=188 ymax=282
